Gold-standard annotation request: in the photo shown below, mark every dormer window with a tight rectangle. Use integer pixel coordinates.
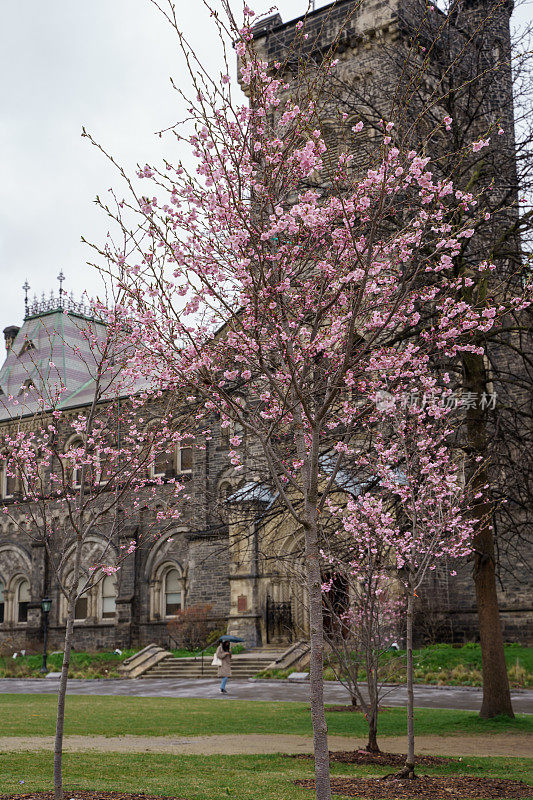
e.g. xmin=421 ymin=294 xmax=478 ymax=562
xmin=19 ymin=340 xmax=35 ymax=355
xmin=18 ymin=379 xmax=36 ymax=396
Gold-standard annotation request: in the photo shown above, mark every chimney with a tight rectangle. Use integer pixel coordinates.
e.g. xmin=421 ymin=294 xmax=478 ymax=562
xmin=3 ymin=326 xmax=20 ymax=352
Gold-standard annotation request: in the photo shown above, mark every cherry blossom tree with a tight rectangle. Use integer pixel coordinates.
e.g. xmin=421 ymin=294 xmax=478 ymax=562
xmin=327 ymin=380 xmax=476 ymax=777
xmin=0 ymin=306 xmax=185 ymax=800
xmin=84 ymin=5 xmax=530 ymax=797
xmin=321 ymin=549 xmax=404 ymax=754
xmin=326 ymin=0 xmax=533 ymax=719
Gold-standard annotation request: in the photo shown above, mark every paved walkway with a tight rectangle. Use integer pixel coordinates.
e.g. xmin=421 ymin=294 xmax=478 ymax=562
xmin=1 ymin=678 xmax=532 ymax=713
xmin=0 ymin=733 xmax=530 ymax=757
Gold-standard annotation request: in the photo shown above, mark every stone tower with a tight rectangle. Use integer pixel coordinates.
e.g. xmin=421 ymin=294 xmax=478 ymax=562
xmin=241 ymin=0 xmax=532 ymax=645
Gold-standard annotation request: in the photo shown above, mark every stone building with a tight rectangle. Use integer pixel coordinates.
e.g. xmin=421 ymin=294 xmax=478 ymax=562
xmin=0 ymin=292 xmax=234 ymax=652
xmin=1 ymin=0 xmax=531 ymax=655
xmin=0 ymin=287 xmax=529 ymax=652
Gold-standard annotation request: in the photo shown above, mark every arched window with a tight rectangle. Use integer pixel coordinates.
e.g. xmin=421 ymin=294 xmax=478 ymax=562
xmin=165 ymin=569 xmax=183 ymax=616
xmin=0 ymin=580 xmax=4 ymax=623
xmin=101 ymin=574 xmax=117 ymax=619
xmin=17 ymin=579 xmax=30 ymax=622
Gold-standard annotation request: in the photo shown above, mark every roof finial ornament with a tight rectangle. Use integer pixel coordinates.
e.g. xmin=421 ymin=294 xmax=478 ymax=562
xmin=23 ymin=280 xmax=30 ymax=318
xmin=57 ymin=270 xmax=65 ymax=308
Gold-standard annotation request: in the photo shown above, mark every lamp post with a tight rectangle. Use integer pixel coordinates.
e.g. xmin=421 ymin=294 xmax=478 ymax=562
xmin=40 ymin=597 xmax=52 ymax=674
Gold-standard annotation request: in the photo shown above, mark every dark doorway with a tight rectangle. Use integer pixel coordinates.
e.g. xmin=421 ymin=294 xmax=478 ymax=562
xmin=265 ymin=595 xmax=293 ymax=644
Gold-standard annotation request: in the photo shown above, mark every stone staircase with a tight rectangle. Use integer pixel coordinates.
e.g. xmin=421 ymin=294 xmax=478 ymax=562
xmin=140 ymin=648 xmax=285 ymax=679
xmin=117 ymin=643 xmax=171 ymax=679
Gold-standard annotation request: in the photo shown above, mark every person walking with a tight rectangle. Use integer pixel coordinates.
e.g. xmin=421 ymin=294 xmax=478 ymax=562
xmin=215 ymin=640 xmax=232 ymax=693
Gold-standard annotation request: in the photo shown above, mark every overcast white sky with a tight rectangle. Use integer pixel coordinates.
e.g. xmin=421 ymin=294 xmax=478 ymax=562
xmin=1 ymin=0 xmax=530 ymax=330
xmin=0 ymin=0 xmax=324 ymax=330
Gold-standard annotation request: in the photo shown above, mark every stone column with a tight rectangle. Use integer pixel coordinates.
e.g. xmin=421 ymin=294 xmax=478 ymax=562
xmin=226 ymin=508 xmax=262 ymax=647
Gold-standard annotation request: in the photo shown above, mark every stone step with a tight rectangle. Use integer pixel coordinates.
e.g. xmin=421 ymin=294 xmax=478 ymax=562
xmin=136 ymin=645 xmax=299 ymax=679
xmin=145 ymin=663 xmax=271 ymax=670
xmin=140 ymin=653 xmax=276 ymax=679
xmin=146 ymin=666 xmax=269 ymax=673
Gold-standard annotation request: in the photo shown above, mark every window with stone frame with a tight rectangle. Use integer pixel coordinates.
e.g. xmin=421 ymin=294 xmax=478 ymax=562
xmin=151 ymin=444 xmax=174 ymax=479
xmin=321 ymin=120 xmax=343 ymax=179
xmin=1 ymin=461 xmax=17 ymax=500
xmin=0 ymin=579 xmax=4 ymax=623
xmin=164 ymin=568 xmax=183 ymax=617
xmin=217 ymin=480 xmax=234 ymax=523
xmin=177 ymin=441 xmax=193 ymax=475
xmin=97 ymin=438 xmax=119 ymax=487
xmin=65 ymin=438 xmax=84 ymax=489
xmin=101 ymin=574 xmax=117 ymax=619
xmin=151 ymin=440 xmax=192 ymax=479
xmin=74 ymin=576 xmax=89 ymax=621
xmin=16 ymin=579 xmax=30 ymax=623
xmin=219 ymin=417 xmax=244 ymax=449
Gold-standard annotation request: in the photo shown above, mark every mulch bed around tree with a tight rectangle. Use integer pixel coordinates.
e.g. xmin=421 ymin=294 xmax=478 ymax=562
xmin=4 ymin=793 xmax=187 ymax=800
xmin=296 ymin=776 xmax=533 ymax=798
xmin=290 ymin=749 xmax=453 ymax=766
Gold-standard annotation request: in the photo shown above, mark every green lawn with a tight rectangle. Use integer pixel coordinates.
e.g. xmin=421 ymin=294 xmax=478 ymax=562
xmin=3 ymin=643 xmax=531 ymax=685
xmin=376 ymin=643 xmax=533 ymax=688
xmin=1 ymin=752 xmax=532 ymax=799
xmin=1 ymin=695 xmax=531 ymax=738
xmin=0 ymin=648 xmax=137 ymax=679
xmin=260 ymin=643 xmax=533 ymax=687
xmin=0 ymin=645 xmax=245 ymax=679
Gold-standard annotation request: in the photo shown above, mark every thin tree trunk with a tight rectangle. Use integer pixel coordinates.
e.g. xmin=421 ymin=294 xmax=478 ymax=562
xmin=366 ymin=666 xmax=381 ymax=753
xmin=54 ymin=602 xmax=75 ymax=800
xmin=404 ymin=590 xmax=415 ymax=777
xmin=303 ymin=517 xmax=332 ymax=800
xmin=383 ymin=589 xmax=416 ymax=780
xmin=464 ymin=352 xmax=514 ymax=718
xmin=366 ymin=710 xmax=380 ymax=753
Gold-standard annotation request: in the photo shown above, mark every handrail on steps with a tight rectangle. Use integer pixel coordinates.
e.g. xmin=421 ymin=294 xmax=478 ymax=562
xmin=166 ymin=634 xmax=214 ymax=675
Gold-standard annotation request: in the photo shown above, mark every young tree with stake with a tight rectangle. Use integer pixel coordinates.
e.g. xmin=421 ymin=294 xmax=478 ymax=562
xmin=329 ymin=381 xmax=476 ymax=777
xmin=321 ymin=546 xmax=404 ymax=754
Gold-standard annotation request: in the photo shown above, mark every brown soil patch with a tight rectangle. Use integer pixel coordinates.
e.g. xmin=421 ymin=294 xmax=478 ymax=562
xmin=5 ymin=794 xmax=186 ymax=800
xmin=290 ymin=749 xmax=453 ymax=766
xmin=1 ymin=733 xmax=531 ymax=758
xmin=296 ymin=776 xmax=533 ymax=798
